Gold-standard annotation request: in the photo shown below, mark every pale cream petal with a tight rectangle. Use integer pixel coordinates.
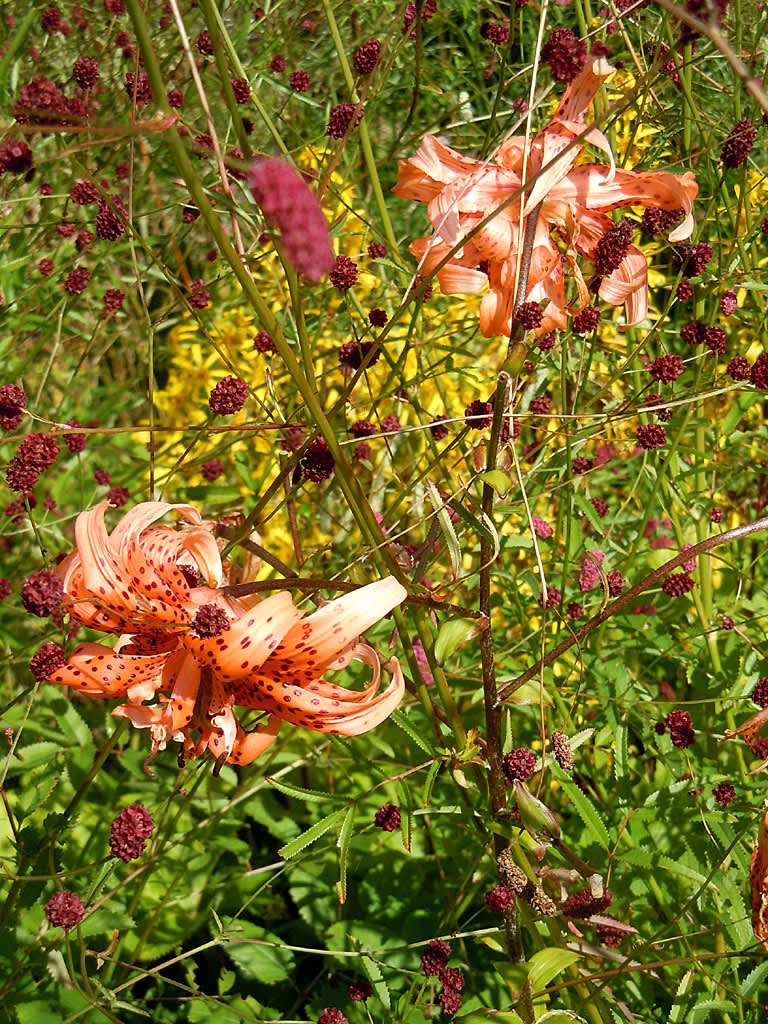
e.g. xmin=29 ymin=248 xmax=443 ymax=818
xmin=598 ymin=246 xmax=648 ymax=326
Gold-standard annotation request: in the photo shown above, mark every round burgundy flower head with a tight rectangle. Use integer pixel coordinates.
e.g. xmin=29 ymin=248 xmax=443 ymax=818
xmin=579 ymin=550 xmax=604 ymax=593
xmin=253 ymin=330 xmax=276 ymax=353
xmin=532 ymin=515 xmax=552 ymax=538
xmin=73 ymin=56 xmax=99 ymax=89
xmin=676 ymin=280 xmax=693 ymax=302
xmin=301 ymin=437 xmax=335 ymax=482
xmin=641 ymin=206 xmax=684 ymax=235
xmin=0 ymin=578 xmax=12 ymax=600
xmin=721 ymin=118 xmax=757 ymax=169
xmin=538 ymin=332 xmax=555 ymax=351
xmin=326 ymin=102 xmax=365 ymax=139
xmin=6 ymin=433 xmax=60 ymax=493
xmin=538 ymin=585 xmax=561 ymax=608
xmin=750 ymin=352 xmax=768 ymax=390
xmin=751 ymin=736 xmax=768 ymax=760
xmin=515 ymin=301 xmax=543 ymax=330
xmin=430 ymin=420 xmax=450 ymax=441
xmin=46 ymin=891 xmax=85 ymax=930
xmin=209 ymin=376 xmax=248 ymax=416
xmin=368 ymin=307 xmax=388 ymax=328
xmin=541 ymin=27 xmax=587 ymax=83
xmin=167 ymin=88 xmax=184 ymax=108
xmin=0 ymin=383 xmax=26 ymax=430
xmin=648 ymin=354 xmax=684 ymax=384
xmin=339 ymin=340 xmax=381 ymax=370
xmin=704 ymin=325 xmax=726 ymax=356
xmin=709 ymin=506 xmax=724 ymax=523
xmin=382 ymin=415 xmax=401 ymax=434
xmin=572 ymin=456 xmax=594 ymax=474
xmin=289 ymin=70 xmax=311 ymax=92
xmin=596 ymin=924 xmax=624 ymax=947
xmin=593 ymin=217 xmax=632 ymax=277
xmin=664 ymin=708 xmax=695 ymax=747
xmin=421 ymin=938 xmax=451 ymax=977
xmin=109 ymin=803 xmax=155 ymax=862
xmin=480 ymin=20 xmax=510 ymax=44
xmin=248 ymin=158 xmax=333 ymax=283
xmin=440 ymin=967 xmax=465 ymax=992
xmin=552 ymin=729 xmax=574 ymax=771
xmin=102 ymin=288 xmax=125 ymax=318
xmin=567 ymin=601 xmax=584 ymax=619
xmin=95 ymin=200 xmax=124 ymax=240
xmin=502 ymin=747 xmax=536 ymax=784
xmin=562 ymin=887 xmax=612 ymax=919
xmin=350 ymin=419 xmax=376 ymax=438
xmin=590 ymin=497 xmax=609 ymax=518
xmin=318 ymin=1010 xmax=348 ymax=1024
xmin=662 ymin=571 xmax=695 ymax=597
xmin=104 ymin=0 xmax=125 ymax=13
xmin=484 ymin=884 xmax=515 ymax=912
xmin=368 ymin=241 xmax=387 ymax=259
xmin=94 ymin=468 xmax=111 ymax=485
xmin=201 ymin=458 xmax=223 ymax=481
xmin=605 ymin=570 xmax=625 ymax=596
xmin=680 ymin=320 xmax=705 ymax=346
xmin=374 ymin=803 xmax=401 ymax=831
xmin=438 ymin=988 xmax=462 ymax=1016
xmin=465 ymin=399 xmax=493 ymax=429
xmin=231 ymin=77 xmax=250 ymax=103
xmin=720 ymin=289 xmax=738 ymax=316
xmin=270 ymin=54 xmax=287 ymax=73
xmin=0 ymin=139 xmax=33 ymax=174
xmin=573 ymin=305 xmax=600 ymax=334
xmin=22 ymin=570 xmax=64 ymax=618
xmin=192 ymin=603 xmax=230 ymax=637
xmin=682 ymin=242 xmax=713 ymax=279
xmin=196 ymin=29 xmax=213 ymax=55
xmin=30 ymin=642 xmax=66 ymax=680
xmin=124 ymin=70 xmax=152 ymax=106
xmin=354 ymin=441 xmax=372 ymax=460
xmin=102 ymin=485 xmax=128 ymax=508
xmin=529 ymin=395 xmax=551 ymax=416
xmin=57 ymin=223 xmax=77 ymax=240
xmin=752 ymin=677 xmax=768 ymax=708
xmin=76 ymin=229 xmax=95 ymax=253
xmin=353 ymin=39 xmax=382 ymax=75
xmin=636 ymin=423 xmax=666 ymax=450
xmin=330 ymin=254 xmax=358 ymax=291
xmin=349 ymin=979 xmax=372 ymax=1001
xmin=41 ymin=5 xmax=63 ymax=33
xmin=188 ymin=281 xmax=211 ymax=309
xmin=64 ymin=267 xmax=91 ymax=295
xmin=713 ymin=781 xmax=735 ymax=806
xmin=727 ymin=356 xmax=750 ymax=381
xmin=63 ymin=419 xmax=87 ymax=453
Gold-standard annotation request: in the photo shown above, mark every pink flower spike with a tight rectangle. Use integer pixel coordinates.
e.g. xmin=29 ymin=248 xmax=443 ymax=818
xmin=248 ymin=158 xmax=333 ymax=283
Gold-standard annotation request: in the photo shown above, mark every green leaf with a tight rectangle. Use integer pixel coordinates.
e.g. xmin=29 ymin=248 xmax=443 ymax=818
xmin=740 ymin=960 xmax=768 ymax=997
xmin=421 ymin=759 xmax=442 ymax=806
xmin=335 ymin=804 xmax=356 ymax=905
xmin=572 ymin=493 xmax=604 ymax=535
xmin=362 ymin=955 xmax=390 ymax=1011
xmin=223 ymin=922 xmax=296 ymax=983
xmin=478 ymin=469 xmax=511 ymax=493
xmin=391 ymin=709 xmax=436 ymax=755
xmin=689 ymin=1002 xmax=735 ymax=1023
xmin=426 ymin=480 xmax=461 ymax=578
xmin=537 ymin=1013 xmax=589 ymax=1024
xmin=527 ymin=947 xmax=582 ymax=991
xmin=266 ymin=777 xmax=347 ymax=805
xmin=14 ymin=1000 xmax=65 ymax=1024
xmin=555 ymin=770 xmax=611 ymax=850
xmin=455 ymin=1013 xmax=524 ymax=1024
xmin=668 ymin=969 xmax=694 ymax=1024
xmin=435 ymin=618 xmax=478 ymax=663
xmin=395 ymin=776 xmax=413 ymax=852
xmin=278 ymin=808 xmax=346 ymax=859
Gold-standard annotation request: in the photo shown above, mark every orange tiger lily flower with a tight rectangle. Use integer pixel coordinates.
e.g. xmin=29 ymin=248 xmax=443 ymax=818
xmin=44 ymin=501 xmax=406 ymax=767
xmin=393 ymin=57 xmax=698 ymax=338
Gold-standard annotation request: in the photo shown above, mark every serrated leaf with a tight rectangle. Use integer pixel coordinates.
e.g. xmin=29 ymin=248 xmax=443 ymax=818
xmin=391 ymin=709 xmax=435 ymax=755
xmin=435 ymin=618 xmax=477 ymax=663
xmin=740 ymin=959 xmax=768 ymax=997
xmin=528 ymin=947 xmax=581 ymax=991
xmin=395 ymin=776 xmax=413 ymax=851
xmin=555 ymin=771 xmax=611 ymax=850
xmin=689 ymin=1001 xmax=735 ymax=1023
xmin=335 ymin=804 xmax=356 ymax=905
xmin=278 ymin=808 xmax=346 ymax=859
xmin=426 ymin=480 xmax=461 ymax=578
xmin=657 ymin=854 xmax=711 ymax=888
xmin=502 ymin=534 xmax=534 ymax=550
xmin=422 ymin=759 xmax=442 ymax=806
xmin=572 ymin=493 xmax=604 ymax=534
xmin=668 ymin=969 xmax=694 ymax=1023
xmin=267 ymin=777 xmax=346 ymax=806
xmin=362 ymin=955 xmax=390 ymax=1011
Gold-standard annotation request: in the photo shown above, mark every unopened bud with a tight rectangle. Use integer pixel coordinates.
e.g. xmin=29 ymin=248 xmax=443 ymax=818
xmin=514 ymin=780 xmax=560 ymax=842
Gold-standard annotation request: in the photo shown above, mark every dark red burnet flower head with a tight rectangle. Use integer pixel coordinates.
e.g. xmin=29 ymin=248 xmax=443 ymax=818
xmin=662 ymin=571 xmax=695 ymax=597
xmin=192 ymin=603 xmax=230 ymax=637
xmin=109 ymin=803 xmax=155 ymax=861
xmin=750 ymin=352 xmax=768 ymax=390
xmin=301 ymin=437 xmax=335 ymax=482
xmin=209 ymin=376 xmax=248 ymax=415
xmin=338 ymin=341 xmax=380 ymax=370
xmin=0 ymin=383 xmax=26 ymax=430
xmin=253 ymin=330 xmax=276 ymax=353
xmin=648 ymin=354 xmax=684 ymax=383
xmin=484 ymin=884 xmax=515 ymax=912
xmin=329 ymin=254 xmax=358 ymax=291
xmin=374 ymin=803 xmax=401 ymax=831
xmin=248 ymin=158 xmax=333 ymax=283
xmin=46 ymin=891 xmax=85 ymax=930
xmin=349 ymin=979 xmax=372 ymax=1001
xmin=721 ymin=118 xmax=757 ymax=169
xmin=480 ymin=20 xmax=510 ymax=45
xmin=6 ymin=433 xmax=59 ymax=493
xmin=641 ymin=206 xmax=684 ymax=235
xmin=502 ymin=747 xmax=536 ymax=783
xmin=201 ymin=458 xmax=223 ymax=481
xmin=289 ymin=70 xmax=311 ymax=92
xmin=73 ymin=56 xmax=99 ymax=89
xmin=573 ymin=305 xmax=600 ymax=334
xmin=636 ymin=423 xmax=666 ymax=450
xmin=661 ymin=708 xmax=695 ymax=747
xmin=29 ymin=642 xmax=66 ymax=680
xmin=562 ymin=887 xmax=612 ymax=918
xmin=124 ymin=70 xmax=152 ymax=106
xmin=751 ymin=677 xmax=768 ymax=708
xmin=421 ymin=938 xmax=451 ymax=976
xmin=515 ymin=301 xmax=543 ymax=330
xmin=326 ymin=102 xmax=365 ymax=138
xmin=318 ymin=1010 xmax=348 ymax=1024
xmin=21 ymin=570 xmax=64 ymax=618
xmin=64 ymin=267 xmax=91 ymax=295
xmin=713 ymin=782 xmax=735 ymax=806
xmin=353 ymin=39 xmax=381 ymax=74
xmin=541 ymin=27 xmax=587 ymax=83
xmin=0 ymin=138 xmax=33 ymax=174
xmin=593 ymin=217 xmax=633 ymax=277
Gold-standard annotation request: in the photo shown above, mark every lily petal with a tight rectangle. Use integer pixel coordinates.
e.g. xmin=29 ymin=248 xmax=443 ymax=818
xmin=48 ymin=641 xmax=172 ymax=697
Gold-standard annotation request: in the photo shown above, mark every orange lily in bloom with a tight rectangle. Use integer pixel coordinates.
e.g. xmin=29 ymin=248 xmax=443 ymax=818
xmin=393 ymin=57 xmax=699 ymax=338
xmin=45 ymin=501 xmax=406 ymax=767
